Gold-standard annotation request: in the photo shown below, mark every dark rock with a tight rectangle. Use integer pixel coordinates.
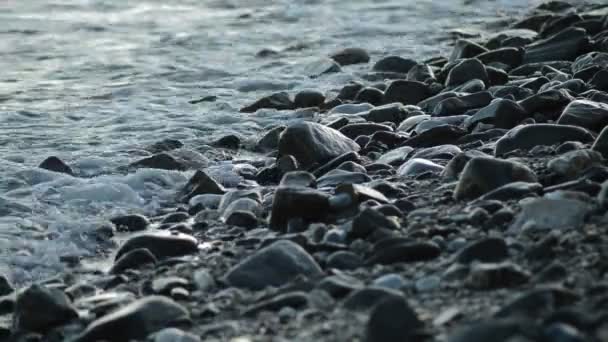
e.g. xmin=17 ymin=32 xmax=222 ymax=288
xmin=452 ymin=79 xmax=486 ymax=93
xmin=350 ymin=208 xmax=399 ymax=240
xmin=523 ymin=27 xmax=589 ymax=64
xmin=224 ymin=240 xmax=323 ymax=291
xmin=13 ymin=284 xmax=78 ymax=333
xmin=180 ymin=170 xmax=225 ymax=203
xmin=477 ymin=181 xmax=543 ymax=202
xmin=407 ymin=63 xmax=435 ymax=83
xmin=244 ymin=291 xmax=309 ymax=316
xmin=465 ymin=99 xmax=529 ymax=129
xmin=312 ymin=151 xmax=361 ymax=177
xmin=279 ymin=122 xmax=359 ymax=169
xmin=355 ymin=87 xmax=384 ymax=106
xmin=147 ymin=139 xmax=183 ymax=153
xmin=441 ymin=150 xmax=490 ymax=180
xmin=316 ymin=169 xmax=370 ymax=188
xmin=404 ymin=125 xmax=468 ymax=148
xmin=39 ymin=156 xmax=73 ymax=175
xmin=151 ymin=328 xmax=201 ymax=342
xmin=447 ymin=319 xmax=528 ymax=342
xmin=318 ymin=275 xmax=363 ymax=298
xmin=343 ymin=286 xmax=404 ymax=311
xmin=110 ymin=248 xmax=157 ymax=274
xmin=304 ymin=58 xmax=341 ymax=78
xmin=326 ymin=251 xmax=363 ymax=270
xmin=571 ymin=52 xmax=608 ymax=74
xmin=225 ymin=210 xmax=258 ymax=228
xmin=456 ymin=237 xmax=509 ymax=264
xmin=110 ymin=214 xmax=149 ymax=232
xmin=74 ymin=296 xmax=190 ymax=342
xmin=0 ymin=275 xmax=13 ymax=296
xmin=294 ymin=89 xmax=325 ymax=108
xmin=256 ymin=126 xmax=285 ymax=152
xmin=367 ymin=242 xmax=441 ymax=265
xmin=339 ymin=123 xmax=392 ymax=140
xmin=466 ymin=262 xmax=530 ymax=290
xmin=445 ymin=58 xmax=488 ymax=87
xmin=212 ymin=135 xmax=240 ymax=150
xmin=338 ymin=82 xmax=365 ymax=101
xmin=487 ymin=66 xmax=509 ymax=86
xmin=476 ymin=47 xmax=524 ymax=69
xmin=279 ymin=171 xmax=316 ymax=188
xmin=411 ymin=144 xmax=462 ymax=160
xmin=115 ymin=232 xmax=198 ymax=261
xmin=433 ymin=91 xmax=493 ymax=116
xmin=454 ymin=157 xmax=537 ymax=200
xmin=373 ymin=56 xmax=417 ymax=73
xmin=363 ymin=103 xmax=407 ymax=124
xmin=270 ymin=187 xmax=330 ymax=231
xmin=240 ymin=92 xmax=294 ymax=113
xmin=151 ymin=277 xmax=189 ymax=295
xmin=383 ymin=80 xmax=431 ymax=105
xmin=592 ymin=125 xmax=608 ymax=158
xmin=417 ymin=92 xmax=459 ymax=112
xmin=495 ymin=124 xmax=594 ymax=156
xmin=548 ymin=149 xmax=602 ymax=178
xmin=365 ymin=296 xmax=424 ymax=342
xmin=509 ymin=198 xmax=589 ymax=232
xmin=449 ymin=39 xmax=488 ymax=62
xmin=130 ymin=153 xmax=185 ymax=171
xmin=589 ymin=69 xmax=608 ymax=91
xmin=557 ymin=99 xmax=608 ymax=132
xmin=330 ymin=47 xmax=370 ymax=66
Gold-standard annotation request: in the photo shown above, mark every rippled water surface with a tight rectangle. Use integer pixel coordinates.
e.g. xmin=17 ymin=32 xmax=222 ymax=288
xmin=1 ymin=0 xmax=541 ymax=283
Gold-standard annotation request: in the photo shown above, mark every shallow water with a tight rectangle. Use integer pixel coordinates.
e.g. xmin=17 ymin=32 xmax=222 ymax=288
xmin=0 ymin=0 xmax=542 ymax=283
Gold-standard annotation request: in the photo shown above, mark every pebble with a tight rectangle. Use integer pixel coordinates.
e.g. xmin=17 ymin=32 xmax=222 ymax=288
xmin=494 ymin=124 xmax=594 ymax=156
xmin=270 ymin=187 xmax=330 ymax=231
xmin=433 ymin=91 xmax=493 ymax=116
xmin=449 ymin=39 xmax=488 ymax=61
xmin=240 ymin=92 xmax=294 ymax=113
xmin=523 ymin=27 xmax=589 ymax=64
xmin=223 ymin=240 xmax=323 ymax=291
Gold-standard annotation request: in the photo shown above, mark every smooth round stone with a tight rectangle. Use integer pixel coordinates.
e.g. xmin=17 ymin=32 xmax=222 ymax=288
xmin=415 ymin=275 xmax=441 ymax=292
xmin=326 ymin=251 xmax=363 ymax=270
xmin=330 ymin=47 xmax=370 ymax=66
xmin=110 ymin=214 xmax=150 ymax=232
xmin=372 ymin=274 xmax=406 ymax=290
xmin=329 ymin=103 xmax=374 ymax=115
xmin=373 ymin=56 xmax=417 ymax=73
xmin=114 ymin=232 xmax=198 ymax=261
xmin=397 ymin=158 xmax=444 ymax=177
xmin=152 ymin=328 xmax=201 ymax=342
xmin=365 ymin=296 xmax=423 ymax=342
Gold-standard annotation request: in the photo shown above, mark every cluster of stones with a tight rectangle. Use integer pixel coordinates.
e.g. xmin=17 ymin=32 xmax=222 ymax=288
xmin=11 ymin=1 xmax=608 ymax=341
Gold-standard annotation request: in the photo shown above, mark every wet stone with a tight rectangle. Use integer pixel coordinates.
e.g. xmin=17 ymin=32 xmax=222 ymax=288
xmin=510 ymin=198 xmax=590 ymax=232
xmin=240 ymin=92 xmax=294 ymax=113
xmin=355 ymin=87 xmax=384 ymax=106
xmin=495 ymin=124 xmax=594 ymax=156
xmin=115 ymin=232 xmax=198 ymax=261
xmin=373 ymin=56 xmax=417 ymax=73
xmin=465 ymin=98 xmax=529 ymax=129
xmin=151 ymin=328 xmax=201 ymax=342
xmin=110 ymin=248 xmax=157 ymax=274
xmin=433 ymin=91 xmax=493 ymax=116
xmin=110 ymin=214 xmax=150 ymax=232
xmin=383 ymin=80 xmax=431 ymax=105
xmin=557 ymin=99 xmax=608 ymax=132
xmin=456 ymin=237 xmax=509 ymax=264
xmin=180 ymin=170 xmax=226 ymax=202
xmin=13 ymin=284 xmax=78 ymax=333
xmin=365 ymin=296 xmax=424 ymax=342
xmin=445 ymin=58 xmax=488 ymax=87
xmin=39 ymin=156 xmax=74 ymax=175
xmin=330 ymin=47 xmax=370 ymax=66
xmin=212 ymin=134 xmax=240 ymax=150
xmin=130 ymin=153 xmax=186 ymax=171
xmin=466 ymin=262 xmax=530 ymax=290
xmin=592 ymin=125 xmax=608 ymax=158
xmin=223 ymin=240 xmax=323 ymax=291
xmin=449 ymin=39 xmax=488 ymax=62
xmin=367 ymin=242 xmax=441 ymax=265
xmin=294 ymin=89 xmax=325 ymax=108
xmin=326 ymin=251 xmax=363 ymax=270
xmin=270 ymin=187 xmax=330 ymax=231
xmin=397 ymin=158 xmax=444 ymax=177
xmin=343 ymin=286 xmax=404 ymax=311
xmin=523 ymin=27 xmax=589 ymax=64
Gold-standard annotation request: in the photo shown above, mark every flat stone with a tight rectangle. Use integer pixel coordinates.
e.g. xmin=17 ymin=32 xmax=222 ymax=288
xmin=278 ymin=122 xmax=359 ymax=169
xmin=74 ymin=296 xmax=190 ymax=342
xmin=343 ymin=286 xmax=404 ymax=311
xmin=339 ymin=123 xmax=392 ymax=139
xmin=510 ymin=198 xmax=590 ymax=231
xmin=326 ymin=251 xmax=363 ymax=270
xmin=454 ymin=157 xmax=537 ymax=200
xmin=376 ymin=146 xmax=414 ymax=165
xmin=115 ymin=232 xmax=198 ymax=261
xmin=411 ymin=145 xmax=462 ymax=160
xmin=403 ymin=125 xmax=468 ymax=148
xmin=464 ymin=99 xmax=529 ymax=129
xmin=494 ymin=124 xmax=594 ymax=156
xmin=355 ymin=87 xmax=384 ymax=106
xmin=447 ymin=319 xmax=527 ymax=342
xmin=519 ymin=89 xmax=573 ymax=116
xmin=304 ymin=58 xmax=341 ymax=78
xmin=433 ymin=91 xmax=493 ymax=116
xmin=362 ymin=103 xmax=407 ymax=124
xmin=317 ymin=170 xmax=370 ymax=188
xmin=224 ymin=240 xmax=323 ymax=291
xmin=456 ymin=237 xmax=509 ymax=264
xmin=476 ymin=181 xmax=543 ymax=202
xmin=350 ymin=208 xmax=399 ymax=240
xmin=243 ymin=291 xmax=309 ymax=316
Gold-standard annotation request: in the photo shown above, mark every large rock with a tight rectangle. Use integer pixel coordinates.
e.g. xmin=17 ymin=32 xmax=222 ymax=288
xmin=397 ymin=158 xmax=444 ymax=177
xmin=445 ymin=58 xmax=488 ymax=87
xmin=74 ymin=296 xmax=190 ymax=342
xmin=115 ymin=232 xmax=198 ymax=261
xmin=39 ymin=156 xmax=74 ymax=175
xmin=433 ymin=91 xmax=493 ymax=116
xmin=383 ymin=80 xmax=431 ymax=105
xmin=130 ymin=153 xmax=186 ymax=171
xmin=449 ymin=39 xmax=488 ymax=62
xmin=523 ymin=27 xmax=589 ymax=64
xmin=571 ymin=52 xmax=608 ymax=74
xmin=494 ymin=124 xmax=594 ymax=156
xmin=373 ymin=56 xmax=417 ymax=73
xmin=13 ymin=284 xmax=78 ymax=333
xmin=224 ymin=240 xmax=323 ymax=291
xmin=454 ymin=157 xmax=537 ymax=200
xmin=510 ymin=198 xmax=590 ymax=232
xmin=365 ymin=296 xmax=424 ymax=342
xmin=330 ymin=47 xmax=370 ymax=66
xmin=592 ymin=125 xmax=608 ymax=158
xmin=464 ymin=99 xmax=529 ymax=129
xmin=179 ymin=170 xmax=225 ymax=202
xmin=557 ymin=100 xmax=608 ymax=132
xmin=278 ymin=122 xmax=360 ymax=169
xmin=240 ymin=92 xmax=294 ymax=113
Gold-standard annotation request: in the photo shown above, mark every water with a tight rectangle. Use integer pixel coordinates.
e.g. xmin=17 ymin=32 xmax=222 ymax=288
xmin=0 ymin=0 xmax=542 ymax=284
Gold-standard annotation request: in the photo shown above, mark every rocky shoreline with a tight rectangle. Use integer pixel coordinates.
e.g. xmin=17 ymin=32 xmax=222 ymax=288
xmin=4 ymin=1 xmax=608 ymax=341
